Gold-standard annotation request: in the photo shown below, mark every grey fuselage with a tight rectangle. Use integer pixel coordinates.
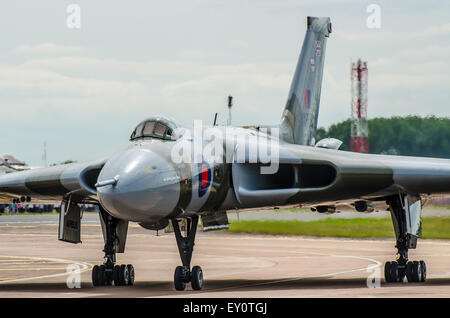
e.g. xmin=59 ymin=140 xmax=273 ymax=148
xmin=1 ymin=125 xmax=450 ymax=224
xmin=93 ymin=126 xmax=450 ymax=223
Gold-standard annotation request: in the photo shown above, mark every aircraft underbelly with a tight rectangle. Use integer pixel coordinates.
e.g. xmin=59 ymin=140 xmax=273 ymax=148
xmin=228 ymin=148 xmax=450 ymax=209
xmin=392 ymin=165 xmax=450 ymax=194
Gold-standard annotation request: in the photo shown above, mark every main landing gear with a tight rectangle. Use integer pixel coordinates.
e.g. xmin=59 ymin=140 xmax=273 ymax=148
xmin=92 ymin=208 xmax=134 ymax=287
xmin=171 ymin=215 xmax=203 ymax=291
xmin=384 ymin=195 xmax=427 ymax=283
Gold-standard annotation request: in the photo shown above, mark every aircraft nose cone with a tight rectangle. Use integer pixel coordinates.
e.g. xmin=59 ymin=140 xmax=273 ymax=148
xmin=96 ymin=147 xmax=180 ymax=222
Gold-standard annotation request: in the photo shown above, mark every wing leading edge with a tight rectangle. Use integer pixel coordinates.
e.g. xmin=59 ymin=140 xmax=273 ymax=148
xmin=0 ymin=157 xmax=107 ymax=204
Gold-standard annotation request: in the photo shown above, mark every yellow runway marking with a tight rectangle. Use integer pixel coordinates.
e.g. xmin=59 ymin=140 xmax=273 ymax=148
xmin=0 ymin=268 xmax=69 ymax=271
xmin=0 ymin=255 xmax=93 ymax=284
xmin=0 ymin=226 xmax=37 ymax=229
xmin=0 ymin=262 xmax=61 ymax=266
xmin=0 ymin=260 xmax=34 ymax=263
xmin=0 ymin=223 xmax=141 ymax=229
xmin=0 ymin=233 xmax=157 ymax=239
xmin=0 ymin=233 xmax=103 ymax=238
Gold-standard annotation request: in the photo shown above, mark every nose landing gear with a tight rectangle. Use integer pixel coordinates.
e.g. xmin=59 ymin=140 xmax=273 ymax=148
xmin=171 ymin=215 xmax=203 ymax=291
xmin=92 ymin=207 xmax=134 ymax=287
xmin=92 ymin=264 xmax=135 ymax=286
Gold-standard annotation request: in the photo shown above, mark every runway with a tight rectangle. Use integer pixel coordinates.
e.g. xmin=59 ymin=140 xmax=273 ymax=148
xmin=1 ymin=214 xmax=450 ymax=297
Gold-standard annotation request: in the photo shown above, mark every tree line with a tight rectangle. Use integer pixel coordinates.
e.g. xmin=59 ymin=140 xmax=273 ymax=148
xmin=316 ymin=116 xmax=450 ymax=158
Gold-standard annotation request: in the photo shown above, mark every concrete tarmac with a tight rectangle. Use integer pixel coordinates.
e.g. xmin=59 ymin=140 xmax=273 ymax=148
xmin=0 ymin=213 xmax=450 ymax=297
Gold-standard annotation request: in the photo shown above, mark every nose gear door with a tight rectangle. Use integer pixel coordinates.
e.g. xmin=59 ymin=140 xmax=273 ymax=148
xmin=58 ymin=199 xmax=82 ymax=244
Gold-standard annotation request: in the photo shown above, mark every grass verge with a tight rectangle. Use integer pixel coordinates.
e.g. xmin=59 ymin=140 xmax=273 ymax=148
xmin=228 ymin=217 xmax=450 ymax=239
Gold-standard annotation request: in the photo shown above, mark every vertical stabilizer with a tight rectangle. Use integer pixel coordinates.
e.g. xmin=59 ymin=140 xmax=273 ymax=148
xmin=280 ymin=16 xmax=332 ymax=145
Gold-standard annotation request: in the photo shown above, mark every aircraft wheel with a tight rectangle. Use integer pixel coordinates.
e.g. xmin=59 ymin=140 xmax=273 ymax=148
xmin=103 ymin=266 xmax=113 ymax=286
xmin=174 ymin=266 xmax=186 ymax=291
xmin=92 ymin=265 xmax=99 ymax=286
xmin=119 ymin=264 xmax=129 ymax=286
xmin=98 ymin=265 xmax=106 ymax=286
xmin=127 ymin=264 xmax=135 ymax=286
xmin=389 ymin=261 xmax=400 ymax=282
xmin=191 ymin=266 xmax=203 ymax=290
xmin=406 ymin=261 xmax=421 ymax=282
xmin=413 ymin=261 xmax=422 ymax=282
xmin=385 ymin=261 xmax=400 ymax=282
xmin=420 ymin=260 xmax=427 ymax=282
xmin=384 ymin=262 xmax=392 ymax=282
xmin=113 ymin=265 xmax=121 ymax=286
xmin=397 ymin=266 xmax=406 ymax=283
xmin=406 ymin=262 xmax=414 ymax=282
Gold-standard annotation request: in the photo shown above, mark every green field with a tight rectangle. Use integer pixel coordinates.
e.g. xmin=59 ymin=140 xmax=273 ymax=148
xmin=228 ymin=217 xmax=450 ymax=239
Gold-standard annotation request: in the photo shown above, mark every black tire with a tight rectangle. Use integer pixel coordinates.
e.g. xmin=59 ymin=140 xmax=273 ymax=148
xmin=127 ymin=264 xmax=135 ymax=286
xmin=191 ymin=266 xmax=203 ymax=290
xmin=420 ymin=260 xmax=427 ymax=282
xmin=92 ymin=265 xmax=99 ymax=286
xmin=406 ymin=262 xmax=414 ymax=283
xmin=397 ymin=266 xmax=406 ymax=283
xmin=390 ymin=261 xmax=399 ymax=282
xmin=412 ymin=261 xmax=421 ymax=282
xmin=119 ymin=264 xmax=129 ymax=286
xmin=104 ymin=267 xmax=113 ymax=286
xmin=384 ymin=262 xmax=392 ymax=283
xmin=174 ymin=266 xmax=186 ymax=291
xmin=98 ymin=265 xmax=106 ymax=286
xmin=113 ymin=265 xmax=121 ymax=286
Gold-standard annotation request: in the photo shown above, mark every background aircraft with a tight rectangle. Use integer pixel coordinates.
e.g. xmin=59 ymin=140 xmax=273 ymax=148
xmin=0 ymin=155 xmax=32 ymax=174
xmin=0 ymin=16 xmax=449 ymax=290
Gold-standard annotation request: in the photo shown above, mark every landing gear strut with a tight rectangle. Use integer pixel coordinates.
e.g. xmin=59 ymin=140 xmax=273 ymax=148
xmin=92 ymin=208 xmax=134 ymax=287
xmin=171 ymin=215 xmax=203 ymax=291
xmin=385 ymin=195 xmax=427 ymax=283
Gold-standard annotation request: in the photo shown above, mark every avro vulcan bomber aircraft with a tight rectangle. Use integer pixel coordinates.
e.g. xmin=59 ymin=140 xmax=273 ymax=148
xmin=1 ymin=17 xmax=449 ymax=290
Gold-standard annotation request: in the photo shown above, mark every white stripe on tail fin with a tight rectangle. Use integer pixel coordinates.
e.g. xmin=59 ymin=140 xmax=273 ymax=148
xmin=280 ymin=16 xmax=332 ymax=146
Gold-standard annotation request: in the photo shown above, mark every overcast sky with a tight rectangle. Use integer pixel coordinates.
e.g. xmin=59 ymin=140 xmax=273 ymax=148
xmin=1 ymin=0 xmax=449 ymax=166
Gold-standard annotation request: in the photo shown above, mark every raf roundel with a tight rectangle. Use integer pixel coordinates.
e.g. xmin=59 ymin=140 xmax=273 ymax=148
xmin=198 ymin=162 xmax=212 ymax=198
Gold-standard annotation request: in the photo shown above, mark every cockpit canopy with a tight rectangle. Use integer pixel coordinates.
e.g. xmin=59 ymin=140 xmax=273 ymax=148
xmin=130 ymin=116 xmax=179 ymax=141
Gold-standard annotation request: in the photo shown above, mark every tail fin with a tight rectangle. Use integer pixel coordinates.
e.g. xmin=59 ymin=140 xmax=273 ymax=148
xmin=280 ymin=16 xmax=332 ymax=146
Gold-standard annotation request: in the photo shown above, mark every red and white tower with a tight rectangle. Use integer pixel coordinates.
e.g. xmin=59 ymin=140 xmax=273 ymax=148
xmin=350 ymin=59 xmax=369 ymax=153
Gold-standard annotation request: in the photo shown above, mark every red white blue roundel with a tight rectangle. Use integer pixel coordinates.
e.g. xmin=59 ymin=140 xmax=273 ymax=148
xmin=198 ymin=162 xmax=212 ymax=198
